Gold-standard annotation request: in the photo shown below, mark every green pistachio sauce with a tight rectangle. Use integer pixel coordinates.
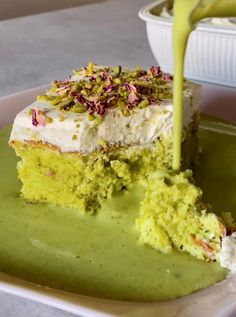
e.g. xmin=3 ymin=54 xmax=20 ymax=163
xmin=2 ymin=122 xmax=236 ymax=301
xmin=172 ymin=0 xmax=236 ymax=171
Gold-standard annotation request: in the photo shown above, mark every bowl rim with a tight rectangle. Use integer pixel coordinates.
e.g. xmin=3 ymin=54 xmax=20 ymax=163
xmin=138 ymin=0 xmax=236 ymax=35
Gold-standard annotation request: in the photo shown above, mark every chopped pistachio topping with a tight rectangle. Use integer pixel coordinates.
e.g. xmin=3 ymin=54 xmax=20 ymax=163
xmin=72 ymin=134 xmax=77 ymax=141
xmin=37 ymin=63 xmax=175 ymax=119
xmin=98 ymin=138 xmax=107 ymax=146
xmin=46 ymin=116 xmax=53 ymax=123
xmin=138 ymin=98 xmax=149 ymax=109
xmin=59 ymin=115 xmax=65 ymax=122
xmin=87 ymin=113 xmax=95 ymax=121
xmin=87 ymin=62 xmax=94 ymax=76
xmin=27 ymin=108 xmax=33 ymax=116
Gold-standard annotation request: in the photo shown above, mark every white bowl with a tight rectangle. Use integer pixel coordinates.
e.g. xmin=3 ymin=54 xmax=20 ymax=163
xmin=139 ymin=0 xmax=236 ymax=88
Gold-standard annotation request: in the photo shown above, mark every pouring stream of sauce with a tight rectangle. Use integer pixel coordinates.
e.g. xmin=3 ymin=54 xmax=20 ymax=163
xmin=172 ymin=0 xmax=236 ymax=171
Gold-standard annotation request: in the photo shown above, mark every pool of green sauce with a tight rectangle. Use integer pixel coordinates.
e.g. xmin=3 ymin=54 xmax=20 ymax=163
xmin=0 ymin=119 xmax=235 ymax=302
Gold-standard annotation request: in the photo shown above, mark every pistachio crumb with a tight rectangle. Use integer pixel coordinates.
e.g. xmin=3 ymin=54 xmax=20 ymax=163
xmin=46 ymin=116 xmax=53 ymax=123
xmin=162 ymin=109 xmax=170 ymax=114
xmin=93 ymin=116 xmax=103 ymax=125
xmin=80 ymin=89 xmax=88 ymax=96
xmin=138 ymin=99 xmax=149 ymax=109
xmin=59 ymin=115 xmax=65 ymax=122
xmin=72 ymin=134 xmax=78 ymax=141
xmin=122 ymin=108 xmax=130 ymax=117
xmin=99 ymin=138 xmax=107 ymax=146
xmin=87 ymin=62 xmax=94 ymax=76
xmin=27 ymin=109 xmax=33 ymax=116
xmin=87 ymin=113 xmax=95 ymax=121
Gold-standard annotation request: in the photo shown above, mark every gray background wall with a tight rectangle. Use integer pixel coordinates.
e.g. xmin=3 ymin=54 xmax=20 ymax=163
xmin=0 ymin=0 xmax=105 ymax=20
xmin=0 ymin=0 xmax=155 ymax=97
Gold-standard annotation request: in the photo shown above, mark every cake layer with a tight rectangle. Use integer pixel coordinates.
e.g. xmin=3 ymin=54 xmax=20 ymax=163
xmin=9 ymin=65 xmax=200 ymax=154
xmin=9 ymin=64 xmax=200 ymax=213
xmin=136 ymin=171 xmax=226 ymax=261
xmin=12 ymin=120 xmax=198 ymax=213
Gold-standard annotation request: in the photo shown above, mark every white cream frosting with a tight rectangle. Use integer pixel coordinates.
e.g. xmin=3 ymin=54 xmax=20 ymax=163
xmin=9 ymin=83 xmax=200 ymax=154
xmin=220 ymin=233 xmax=236 ymax=273
xmin=160 ymin=7 xmax=236 ymax=26
xmin=209 ymin=18 xmax=236 ymax=26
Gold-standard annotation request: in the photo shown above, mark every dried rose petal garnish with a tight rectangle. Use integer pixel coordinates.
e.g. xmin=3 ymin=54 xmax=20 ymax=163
xmin=150 ymin=66 xmax=161 ymax=77
xmin=163 ymin=73 xmax=173 ymax=81
xmin=103 ymin=84 xmax=113 ymax=93
xmin=128 ymin=90 xmax=140 ymax=104
xmin=32 ymin=108 xmax=47 ymax=127
xmin=37 ymin=63 xmax=174 ymax=120
xmin=123 ymin=83 xmax=140 ymax=105
xmin=192 ymin=235 xmax=216 ymax=260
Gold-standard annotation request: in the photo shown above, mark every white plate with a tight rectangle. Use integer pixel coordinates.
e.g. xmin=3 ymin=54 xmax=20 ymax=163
xmin=0 ymin=84 xmax=236 ymax=317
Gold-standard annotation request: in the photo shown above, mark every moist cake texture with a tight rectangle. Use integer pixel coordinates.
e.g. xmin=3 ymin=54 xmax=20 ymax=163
xmin=9 ymin=64 xmax=200 ymax=213
xmin=8 ymin=63 xmax=236 ymax=266
xmin=136 ymin=170 xmax=226 ymax=261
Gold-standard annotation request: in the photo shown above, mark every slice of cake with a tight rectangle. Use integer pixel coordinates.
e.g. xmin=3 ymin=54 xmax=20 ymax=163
xmin=9 ymin=63 xmax=200 ymax=213
xmin=136 ymin=170 xmax=227 ymax=261
xmin=136 ymin=170 xmax=236 ymax=266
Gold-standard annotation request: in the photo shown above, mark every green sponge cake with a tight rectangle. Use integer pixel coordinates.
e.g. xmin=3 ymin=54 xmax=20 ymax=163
xmin=9 ymin=63 xmax=200 ymax=213
xmin=136 ymin=170 xmax=226 ymax=261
